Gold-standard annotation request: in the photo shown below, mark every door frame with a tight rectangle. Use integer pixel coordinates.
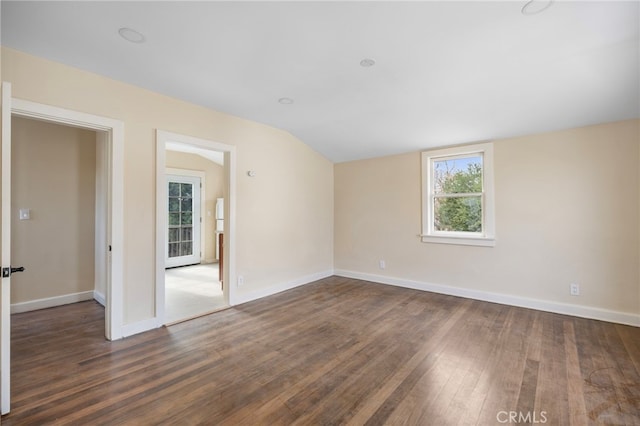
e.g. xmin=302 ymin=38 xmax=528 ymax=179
xmin=155 ymin=130 xmax=236 ymax=325
xmin=9 ymin=94 xmax=125 ymax=339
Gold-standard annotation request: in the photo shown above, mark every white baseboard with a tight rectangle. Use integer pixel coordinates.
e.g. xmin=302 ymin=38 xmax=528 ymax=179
xmin=233 ymin=270 xmax=334 ymax=306
xmin=11 ymin=290 xmax=95 ymax=314
xmin=334 ymin=269 xmax=640 ymax=327
xmin=93 ymin=290 xmax=106 ymax=307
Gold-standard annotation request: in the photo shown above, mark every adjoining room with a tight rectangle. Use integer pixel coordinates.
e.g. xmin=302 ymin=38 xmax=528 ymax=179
xmin=164 ymin=144 xmax=228 ymax=323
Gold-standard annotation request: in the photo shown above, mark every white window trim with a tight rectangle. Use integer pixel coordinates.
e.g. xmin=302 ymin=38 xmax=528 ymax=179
xmin=421 ymin=142 xmax=495 ymax=247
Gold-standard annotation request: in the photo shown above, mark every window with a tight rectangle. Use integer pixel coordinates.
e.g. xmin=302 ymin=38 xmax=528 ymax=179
xmin=421 ymin=142 xmax=495 ymax=246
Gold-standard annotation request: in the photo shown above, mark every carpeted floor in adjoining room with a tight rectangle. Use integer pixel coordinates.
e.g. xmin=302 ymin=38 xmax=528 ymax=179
xmin=165 ymin=263 xmax=226 ymax=323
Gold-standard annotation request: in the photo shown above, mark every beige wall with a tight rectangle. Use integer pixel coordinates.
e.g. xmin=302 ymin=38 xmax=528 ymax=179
xmin=335 ymin=120 xmax=640 ymax=317
xmin=165 ymin=150 xmax=224 ymax=263
xmin=11 ymin=116 xmax=96 ymax=303
xmin=1 ymin=47 xmax=334 ymax=324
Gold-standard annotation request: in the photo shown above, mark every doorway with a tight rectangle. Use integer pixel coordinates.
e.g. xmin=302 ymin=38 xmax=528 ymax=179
xmin=6 ymin=98 xmax=124 ymax=340
xmin=164 ymin=165 xmax=220 ymax=323
xmin=10 ymin=117 xmax=101 ymax=313
xmin=155 ymin=130 xmax=236 ymax=326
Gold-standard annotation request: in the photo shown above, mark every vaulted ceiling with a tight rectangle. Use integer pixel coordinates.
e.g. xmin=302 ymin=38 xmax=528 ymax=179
xmin=2 ymin=1 xmax=638 ymax=162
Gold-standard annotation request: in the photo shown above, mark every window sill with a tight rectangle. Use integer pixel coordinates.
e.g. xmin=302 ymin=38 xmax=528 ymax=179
xmin=420 ymin=234 xmax=496 ymax=247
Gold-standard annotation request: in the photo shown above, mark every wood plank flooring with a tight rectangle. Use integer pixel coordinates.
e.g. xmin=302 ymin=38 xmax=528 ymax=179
xmin=3 ymin=276 xmax=639 ymax=425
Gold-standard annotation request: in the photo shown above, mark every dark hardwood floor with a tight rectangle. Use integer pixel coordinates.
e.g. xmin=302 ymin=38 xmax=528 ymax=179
xmin=3 ymin=276 xmax=639 ymax=425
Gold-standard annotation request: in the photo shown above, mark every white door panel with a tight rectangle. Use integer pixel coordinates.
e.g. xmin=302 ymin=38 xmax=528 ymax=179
xmin=1 ymin=82 xmax=13 ymax=414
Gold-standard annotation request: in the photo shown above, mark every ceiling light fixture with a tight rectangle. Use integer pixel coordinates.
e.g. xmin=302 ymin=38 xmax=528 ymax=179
xmin=360 ymin=58 xmax=376 ymax=67
xmin=278 ymin=97 xmax=294 ymax=105
xmin=118 ymin=27 xmax=146 ymax=43
xmin=521 ymin=0 xmax=554 ymax=15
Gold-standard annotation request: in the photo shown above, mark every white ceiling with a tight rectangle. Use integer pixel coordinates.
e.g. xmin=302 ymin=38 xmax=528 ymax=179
xmin=2 ymin=1 xmax=638 ymax=163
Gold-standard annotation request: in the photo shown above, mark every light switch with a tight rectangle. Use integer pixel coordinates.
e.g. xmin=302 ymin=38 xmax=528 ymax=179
xmin=19 ymin=208 xmax=31 ymax=220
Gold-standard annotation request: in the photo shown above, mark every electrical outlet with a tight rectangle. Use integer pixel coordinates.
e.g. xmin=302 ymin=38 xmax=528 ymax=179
xmin=570 ymin=283 xmax=580 ymax=296
xmin=379 ymin=260 xmax=386 ymax=270
xmin=237 ymin=275 xmax=244 ymax=287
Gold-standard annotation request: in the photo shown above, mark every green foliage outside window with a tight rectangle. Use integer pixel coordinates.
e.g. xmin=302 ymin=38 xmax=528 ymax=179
xmin=434 ymin=159 xmax=483 ymax=233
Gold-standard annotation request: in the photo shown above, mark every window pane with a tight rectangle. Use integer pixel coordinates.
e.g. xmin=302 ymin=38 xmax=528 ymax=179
xmin=168 ymin=228 xmax=180 ymax=243
xmin=181 ymin=212 xmax=192 ymax=225
xmin=181 ymin=198 xmax=192 ymax=213
xmin=168 ymin=182 xmax=180 ymax=197
xmin=168 ymin=242 xmax=180 ymax=258
xmin=181 ymin=183 xmax=193 ymax=198
xmin=168 ymin=197 xmax=180 ymax=212
xmin=168 ymin=213 xmax=180 ymax=226
xmin=181 ymin=242 xmax=192 ymax=256
xmin=433 ymin=155 xmax=482 ymax=194
xmin=434 ymin=196 xmax=482 ymax=232
xmin=181 ymin=227 xmax=192 ymax=242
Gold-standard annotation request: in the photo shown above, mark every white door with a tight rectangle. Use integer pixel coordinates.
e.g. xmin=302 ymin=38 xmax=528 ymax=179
xmin=165 ymin=175 xmax=201 ymax=268
xmin=1 ymin=82 xmax=12 ymax=414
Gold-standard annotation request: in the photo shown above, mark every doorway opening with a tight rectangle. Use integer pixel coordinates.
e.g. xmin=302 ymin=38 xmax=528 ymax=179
xmin=164 ymin=160 xmax=221 ymax=323
xmin=10 ymin=117 xmax=104 ymax=316
xmin=155 ymin=130 xmax=236 ymax=325
xmin=7 ymin=97 xmax=124 ymax=341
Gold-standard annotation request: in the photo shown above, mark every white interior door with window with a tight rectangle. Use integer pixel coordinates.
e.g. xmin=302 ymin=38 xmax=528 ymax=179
xmin=166 ymin=175 xmax=201 ymax=268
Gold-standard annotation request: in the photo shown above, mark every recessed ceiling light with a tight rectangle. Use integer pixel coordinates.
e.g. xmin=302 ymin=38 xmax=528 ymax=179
xmin=521 ymin=0 xmax=554 ymax=15
xmin=278 ymin=97 xmax=294 ymax=105
xmin=118 ymin=27 xmax=146 ymax=43
xmin=360 ymin=58 xmax=376 ymax=68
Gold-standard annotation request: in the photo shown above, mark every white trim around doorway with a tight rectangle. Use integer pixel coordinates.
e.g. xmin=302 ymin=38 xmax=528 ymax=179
xmin=155 ymin=130 xmax=236 ymax=326
xmin=10 ymin=97 xmax=124 ymax=341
